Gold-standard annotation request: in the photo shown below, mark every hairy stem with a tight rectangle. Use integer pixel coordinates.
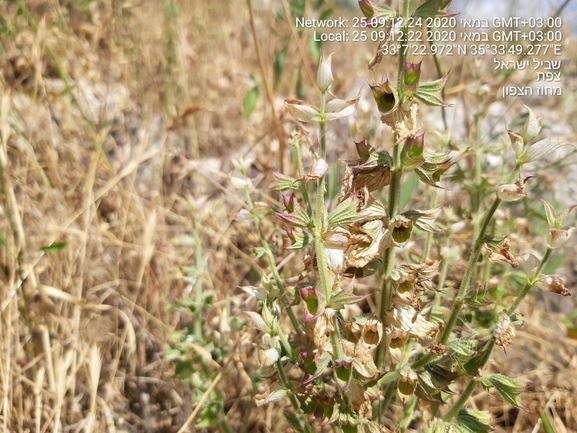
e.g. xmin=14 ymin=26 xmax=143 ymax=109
xmin=375 ymin=142 xmax=403 ymax=368
xmin=440 ymin=197 xmax=501 ymax=345
xmin=376 ymin=0 xmax=410 ymax=369
xmin=422 ymin=188 xmax=440 ymax=264
xmin=443 ymin=248 xmax=554 ymax=421
xmin=243 ymin=186 xmax=302 ymax=334
xmin=313 ymin=92 xmax=344 ymax=360
xmin=412 ymin=197 xmax=502 ymax=371
xmin=276 ymin=359 xmax=313 ymax=433
xmin=292 ymin=138 xmax=313 ymax=216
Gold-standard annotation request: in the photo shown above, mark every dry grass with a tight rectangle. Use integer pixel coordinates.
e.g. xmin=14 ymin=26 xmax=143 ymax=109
xmin=0 ymin=0 xmax=576 ymax=432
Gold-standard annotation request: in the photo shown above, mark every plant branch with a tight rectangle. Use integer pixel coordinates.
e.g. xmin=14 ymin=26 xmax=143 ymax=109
xmin=443 ymin=247 xmax=554 ymax=421
xmin=243 ymin=184 xmax=302 ymax=334
xmin=313 ymin=92 xmax=344 ymax=360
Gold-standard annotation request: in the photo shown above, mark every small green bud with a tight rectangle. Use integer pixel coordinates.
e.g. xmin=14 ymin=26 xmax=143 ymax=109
xmin=358 ymin=0 xmax=375 ymax=19
xmin=401 ymin=134 xmax=425 ymax=168
xmin=402 ymin=61 xmax=422 ymax=96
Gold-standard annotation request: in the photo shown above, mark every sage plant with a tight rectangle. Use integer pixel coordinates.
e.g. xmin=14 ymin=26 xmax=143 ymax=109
xmin=240 ymin=1 xmax=574 ymax=431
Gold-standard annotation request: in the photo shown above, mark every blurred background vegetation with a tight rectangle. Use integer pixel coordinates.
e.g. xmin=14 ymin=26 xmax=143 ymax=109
xmin=0 ymin=0 xmax=576 ymax=431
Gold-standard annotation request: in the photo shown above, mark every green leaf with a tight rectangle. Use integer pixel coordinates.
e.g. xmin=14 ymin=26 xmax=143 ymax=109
xmin=328 ymin=198 xmax=359 ymax=226
xmin=243 ymin=85 xmax=259 ymax=118
xmin=416 ymin=370 xmax=448 ymax=403
xmin=288 ymin=229 xmax=313 ymax=250
xmin=302 ymin=350 xmax=331 ymax=384
xmin=399 ymin=172 xmax=418 ymax=210
xmin=290 ymin=0 xmax=305 ymax=16
xmin=446 ymin=339 xmax=477 ymax=363
xmin=39 ymin=242 xmax=67 ymax=253
xmin=414 ymin=151 xmax=454 ymax=187
xmin=543 ymin=253 xmax=563 ymax=275
xmin=299 ymin=397 xmax=318 ymax=415
xmin=329 ymin=290 xmax=371 ymax=309
xmin=540 ymin=199 xmax=558 ymax=227
xmin=167 ymin=297 xmax=195 ymax=313
xmin=479 ymin=373 xmax=526 ymax=408
xmin=414 ymin=76 xmax=448 ymax=107
xmin=341 ymin=424 xmax=357 ymax=433
xmin=463 ymin=353 xmax=485 ymax=376
xmin=427 ymin=420 xmax=449 ymax=433
xmin=273 ymin=172 xmax=296 ymax=191
xmin=415 ymin=0 xmax=451 ymax=18
xmin=318 ymin=7 xmax=333 ymax=21
xmin=285 ymin=412 xmax=305 ymax=432
xmin=541 ymin=411 xmax=556 ymax=433
xmin=427 ymin=364 xmax=458 ymax=388
xmin=273 ymin=46 xmax=287 ymax=86
xmin=465 ymin=285 xmax=492 ymax=308
xmin=450 ymin=425 xmax=472 ymax=433
xmin=456 ymin=408 xmax=492 ymax=433
xmin=253 ymin=247 xmax=267 ymax=259
xmin=308 ymin=34 xmax=321 ymax=61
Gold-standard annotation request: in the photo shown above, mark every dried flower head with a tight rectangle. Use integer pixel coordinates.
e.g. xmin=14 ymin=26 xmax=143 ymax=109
xmin=535 ymin=275 xmax=571 ymax=296
xmin=546 ymin=227 xmax=575 ymax=249
xmin=485 ymin=237 xmax=519 ymax=268
xmin=497 ymin=176 xmax=532 ymax=202
xmin=341 ymin=141 xmax=392 ymax=198
xmin=381 ymin=98 xmax=420 ymax=139
xmin=386 ymin=295 xmax=439 ymax=360
xmin=494 ymin=311 xmax=516 ymax=348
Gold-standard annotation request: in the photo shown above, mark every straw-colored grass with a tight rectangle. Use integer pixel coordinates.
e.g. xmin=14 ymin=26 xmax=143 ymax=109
xmin=0 ymin=0 xmax=576 ymax=432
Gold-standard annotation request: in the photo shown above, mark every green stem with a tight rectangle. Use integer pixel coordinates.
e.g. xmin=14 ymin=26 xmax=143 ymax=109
xmin=423 ymin=189 xmax=440 ymax=264
xmin=429 ymin=44 xmax=447 ymax=130
xmin=397 ymin=0 xmax=410 ymax=93
xmin=376 ymin=339 xmax=413 ymax=421
xmin=377 ymin=380 xmax=397 ymax=423
xmin=219 ymin=415 xmax=234 ymax=433
xmin=443 ymin=379 xmax=477 ymax=421
xmin=376 ymin=0 xmax=410 ymax=369
xmin=412 ymin=197 xmax=502 ymax=371
xmin=330 ymin=315 xmax=344 ymax=360
xmin=243 ymin=186 xmax=302 ymax=334
xmin=314 ymin=93 xmax=332 ymax=302
xmin=375 ymin=142 xmax=403 ymax=368
xmin=443 ymin=248 xmax=553 ymax=421
xmin=400 ymin=395 xmax=417 ymax=432
xmin=192 ymin=221 xmax=204 ymax=341
xmin=276 ymin=359 xmax=313 ymax=433
xmin=433 ymin=238 xmax=451 ymax=308
xmin=508 ymin=247 xmax=552 ymax=315
xmin=292 ymin=139 xmax=313 ymax=216
xmin=472 ymin=111 xmax=483 ymax=242
xmin=439 ymin=197 xmax=501 ymax=345
xmin=313 ymin=91 xmax=344 ymax=360
xmin=277 ymin=325 xmax=294 ymax=357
